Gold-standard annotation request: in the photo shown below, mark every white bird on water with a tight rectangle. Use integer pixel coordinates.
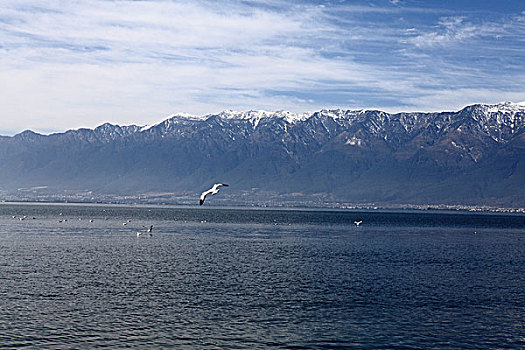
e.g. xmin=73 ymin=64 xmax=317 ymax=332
xmin=200 ymin=183 xmax=229 ymax=205
xmin=354 ymin=220 xmax=363 ymax=227
xmin=137 ymin=225 xmax=153 ymax=237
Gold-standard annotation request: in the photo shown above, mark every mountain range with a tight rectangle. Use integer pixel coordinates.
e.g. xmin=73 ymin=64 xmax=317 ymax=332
xmin=1 ymin=102 xmax=524 ymax=207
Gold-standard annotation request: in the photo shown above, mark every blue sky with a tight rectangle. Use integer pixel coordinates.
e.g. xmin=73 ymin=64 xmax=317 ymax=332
xmin=1 ymin=0 xmax=524 ymax=134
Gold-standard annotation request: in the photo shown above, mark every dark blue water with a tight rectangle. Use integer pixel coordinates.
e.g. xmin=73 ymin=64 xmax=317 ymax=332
xmin=0 ymin=203 xmax=524 ymax=349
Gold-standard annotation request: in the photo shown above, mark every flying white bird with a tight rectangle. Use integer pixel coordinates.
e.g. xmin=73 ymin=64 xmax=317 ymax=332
xmin=354 ymin=220 xmax=363 ymax=226
xmin=200 ymin=183 xmax=229 ymax=205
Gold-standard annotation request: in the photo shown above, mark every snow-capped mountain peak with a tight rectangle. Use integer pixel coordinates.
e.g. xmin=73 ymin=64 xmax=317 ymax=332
xmin=213 ymin=110 xmax=310 ymax=125
xmin=140 ymin=112 xmax=203 ymax=132
xmin=486 ymin=101 xmax=525 ymax=113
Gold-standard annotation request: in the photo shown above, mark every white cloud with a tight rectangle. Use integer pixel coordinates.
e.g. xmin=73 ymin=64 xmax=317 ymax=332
xmin=398 ymin=88 xmax=525 ymax=113
xmin=0 ymin=1 xmax=331 ymax=131
xmin=406 ymin=16 xmax=503 ymax=48
xmin=0 ymin=1 xmax=523 ymax=134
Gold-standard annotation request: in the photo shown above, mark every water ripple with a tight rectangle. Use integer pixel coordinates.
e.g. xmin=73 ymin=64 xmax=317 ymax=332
xmin=0 ymin=205 xmax=523 ymax=348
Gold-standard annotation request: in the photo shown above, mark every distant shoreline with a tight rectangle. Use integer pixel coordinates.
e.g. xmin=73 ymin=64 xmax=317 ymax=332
xmin=1 ymin=200 xmax=523 ymax=215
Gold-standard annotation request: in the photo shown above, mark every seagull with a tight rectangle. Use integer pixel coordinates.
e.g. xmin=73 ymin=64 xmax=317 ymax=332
xmin=354 ymin=220 xmax=363 ymax=227
xmin=200 ymin=183 xmax=229 ymax=205
xmin=137 ymin=225 xmax=153 ymax=237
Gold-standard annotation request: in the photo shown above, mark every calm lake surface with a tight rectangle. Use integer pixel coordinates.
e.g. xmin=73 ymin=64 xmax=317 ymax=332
xmin=0 ymin=203 xmax=524 ymax=349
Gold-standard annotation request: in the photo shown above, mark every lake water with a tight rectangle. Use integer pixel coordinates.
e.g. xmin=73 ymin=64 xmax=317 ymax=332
xmin=0 ymin=203 xmax=524 ymax=349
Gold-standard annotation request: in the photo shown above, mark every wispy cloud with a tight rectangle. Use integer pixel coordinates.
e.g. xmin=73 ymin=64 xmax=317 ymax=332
xmin=406 ymin=16 xmax=501 ymax=48
xmin=0 ymin=0 xmax=523 ymax=134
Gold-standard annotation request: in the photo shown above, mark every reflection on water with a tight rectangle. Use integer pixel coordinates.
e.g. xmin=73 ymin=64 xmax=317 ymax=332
xmin=0 ymin=204 xmax=524 ymax=349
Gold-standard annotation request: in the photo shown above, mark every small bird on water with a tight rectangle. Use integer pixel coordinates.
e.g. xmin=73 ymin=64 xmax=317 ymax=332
xmin=200 ymin=183 xmax=229 ymax=205
xmin=137 ymin=225 xmax=153 ymax=237
xmin=354 ymin=220 xmax=363 ymax=226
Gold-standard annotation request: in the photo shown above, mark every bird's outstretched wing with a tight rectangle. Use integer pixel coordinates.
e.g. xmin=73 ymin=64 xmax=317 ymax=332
xmin=212 ymin=183 xmax=229 ymax=191
xmin=200 ymin=189 xmax=212 ymax=205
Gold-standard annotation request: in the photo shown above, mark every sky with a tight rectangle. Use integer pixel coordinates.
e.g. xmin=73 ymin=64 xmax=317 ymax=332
xmin=1 ymin=0 xmax=524 ymax=135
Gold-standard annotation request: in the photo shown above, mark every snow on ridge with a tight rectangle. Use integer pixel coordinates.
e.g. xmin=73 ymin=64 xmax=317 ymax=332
xmin=139 ymin=124 xmax=154 ymax=132
xmin=213 ymin=110 xmax=311 ymax=124
xmin=170 ymin=112 xmax=202 ymax=120
xmin=483 ymin=101 xmax=525 ymax=114
xmin=139 ymin=110 xmax=312 ymax=132
xmin=139 ymin=103 xmax=525 ymax=133
xmin=140 ymin=112 xmax=202 ymax=132
xmin=317 ymin=108 xmax=373 ymax=120
xmin=466 ymin=102 xmax=525 ymax=133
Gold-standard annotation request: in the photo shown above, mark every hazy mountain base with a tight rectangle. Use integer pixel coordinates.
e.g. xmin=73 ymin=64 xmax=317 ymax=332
xmin=2 ymin=189 xmax=524 ymax=214
xmin=0 ymin=103 xmax=524 ymax=208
